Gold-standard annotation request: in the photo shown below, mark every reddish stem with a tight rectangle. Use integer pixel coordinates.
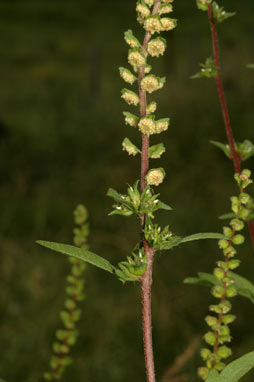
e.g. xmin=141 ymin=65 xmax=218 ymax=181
xmin=138 ymin=1 xmax=161 ymax=381
xmin=207 ymin=4 xmax=254 ymax=246
xmin=207 ymin=4 xmax=240 ymax=173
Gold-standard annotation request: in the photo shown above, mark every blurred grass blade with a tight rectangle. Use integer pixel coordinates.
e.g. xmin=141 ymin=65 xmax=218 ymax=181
xmin=37 ymin=240 xmax=115 ymax=273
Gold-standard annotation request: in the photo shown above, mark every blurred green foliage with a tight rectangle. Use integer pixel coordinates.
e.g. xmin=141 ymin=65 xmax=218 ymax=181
xmin=0 ymin=0 xmax=254 ymax=381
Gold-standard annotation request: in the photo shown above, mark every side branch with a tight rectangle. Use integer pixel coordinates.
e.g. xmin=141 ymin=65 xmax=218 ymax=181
xmin=207 ymin=4 xmax=254 ymax=246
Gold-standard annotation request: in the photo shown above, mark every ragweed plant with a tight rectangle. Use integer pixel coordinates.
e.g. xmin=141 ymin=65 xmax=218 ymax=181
xmin=43 ymin=205 xmax=88 ymax=382
xmin=192 ymin=0 xmax=254 ymax=243
xmin=185 ymin=1 xmax=254 ymax=381
xmin=185 ymin=170 xmax=254 ymax=380
xmin=37 ymin=1 xmax=254 ymax=382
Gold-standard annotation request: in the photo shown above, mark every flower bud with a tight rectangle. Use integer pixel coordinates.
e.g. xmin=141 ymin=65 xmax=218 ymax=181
xmin=238 ymin=207 xmax=249 ymax=220
xmin=209 ymin=304 xmax=222 ymax=314
xmin=241 ymin=169 xmax=251 ymax=179
xmin=128 ymin=48 xmax=146 ymax=68
xmin=230 ymin=218 xmax=244 ymax=231
xmin=217 ymin=325 xmax=230 ymax=337
xmin=124 ymin=30 xmax=141 ymax=48
xmin=141 ymin=74 xmax=160 ymax=93
xmin=138 ymin=115 xmax=156 ymax=136
xmin=146 ymin=168 xmax=165 ymax=186
xmin=155 ymin=118 xmax=170 ymax=133
xmin=211 ymin=285 xmax=225 ymax=299
xmin=198 ymin=367 xmax=209 ymax=381
xmin=214 ymin=362 xmax=226 ymax=371
xmin=218 ymin=239 xmax=229 ymax=249
xmin=122 ymin=138 xmax=140 ymax=156
xmin=232 ymin=234 xmax=244 ymax=245
xmin=217 ymin=345 xmax=232 ymax=359
xmin=223 ymin=246 xmax=236 ymax=258
xmin=149 ymin=143 xmax=166 ymax=159
xmin=147 ymin=37 xmax=167 ymax=57
xmin=160 ymin=17 xmax=177 ymax=31
xmin=144 ymin=15 xmax=162 ymax=34
xmin=136 ymin=1 xmax=151 ymax=19
xmin=204 ymin=331 xmax=216 ymax=346
xmin=159 ymin=3 xmax=173 ymax=15
xmin=223 ymin=226 xmax=233 ymax=238
xmin=217 ymin=261 xmax=229 ymax=271
xmin=228 ymin=259 xmax=240 ymax=270
xmin=200 ymin=348 xmax=212 ymax=361
xmin=119 ymin=67 xmax=137 ymax=85
xmin=226 ymin=286 xmax=237 ymax=298
xmin=123 ymin=111 xmax=138 ymax=127
xmin=147 ymin=101 xmax=157 ymax=114
xmin=144 ymin=0 xmax=154 ymax=6
xmin=222 ymin=314 xmax=236 ymax=324
xmin=205 ymin=315 xmax=218 ymax=327
xmin=214 ymin=267 xmax=225 ymax=280
xmin=219 ymin=300 xmax=232 ymax=314
xmin=121 ymin=89 xmax=140 ymax=106
xmin=239 ymin=192 xmax=250 ymax=205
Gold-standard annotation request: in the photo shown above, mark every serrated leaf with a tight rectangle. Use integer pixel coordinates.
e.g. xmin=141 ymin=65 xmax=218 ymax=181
xmin=180 ymin=232 xmax=225 ymax=244
xmin=220 ymin=351 xmax=254 ymax=382
xmin=228 ymin=271 xmax=254 ymax=303
xmin=37 ymin=241 xmax=115 ymax=273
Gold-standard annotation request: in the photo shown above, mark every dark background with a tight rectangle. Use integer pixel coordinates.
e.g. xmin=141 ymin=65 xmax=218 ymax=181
xmin=0 ymin=0 xmax=254 ymax=381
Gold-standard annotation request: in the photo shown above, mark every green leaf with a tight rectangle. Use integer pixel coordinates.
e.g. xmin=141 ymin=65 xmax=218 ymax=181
xmin=220 ymin=351 xmax=254 ymax=382
xmin=228 ymin=271 xmax=254 ymax=303
xmin=247 ymin=64 xmax=254 ymax=69
xmin=156 ymin=201 xmax=172 ymax=211
xmin=180 ymin=232 xmax=225 ymax=244
xmin=218 ymin=212 xmax=235 ymax=220
xmin=210 ymin=140 xmax=230 ymax=157
xmin=37 ymin=241 xmax=115 ymax=274
xmin=206 ymin=369 xmax=221 ymax=382
xmin=184 ymin=272 xmax=221 ymax=287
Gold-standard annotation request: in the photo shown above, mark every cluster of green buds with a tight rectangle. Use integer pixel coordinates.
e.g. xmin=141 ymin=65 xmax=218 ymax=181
xmin=198 ymin=170 xmax=253 ymax=380
xmin=116 ymin=248 xmax=147 ymax=283
xmin=196 ymin=0 xmax=235 ymax=23
xmin=108 ymin=181 xmax=172 ymax=219
xmin=43 ymin=205 xmax=88 ymax=382
xmin=119 ymin=0 xmax=177 ymax=188
xmin=144 ymin=221 xmax=180 ymax=250
xmin=191 ymin=57 xmax=218 ymax=79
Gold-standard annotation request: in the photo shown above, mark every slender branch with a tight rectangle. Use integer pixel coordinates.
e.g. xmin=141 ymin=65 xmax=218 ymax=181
xmin=207 ymin=4 xmax=254 ymax=246
xmin=138 ymin=1 xmax=161 ymax=381
xmin=207 ymin=4 xmax=240 ymax=173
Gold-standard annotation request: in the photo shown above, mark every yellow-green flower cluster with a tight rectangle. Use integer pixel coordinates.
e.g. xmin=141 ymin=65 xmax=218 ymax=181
xmin=198 ymin=169 xmax=253 ymax=380
xmin=141 ymin=75 xmax=165 ymax=93
xmin=121 ymin=89 xmax=140 ymax=106
xmin=147 ymin=37 xmax=167 ymax=57
xmin=120 ymin=0 xmax=177 ymax=191
xmin=119 ymin=67 xmax=137 ymax=85
xmin=146 ymin=168 xmax=165 ymax=186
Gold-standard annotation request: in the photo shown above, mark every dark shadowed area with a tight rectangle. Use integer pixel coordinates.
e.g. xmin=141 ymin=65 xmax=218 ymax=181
xmin=0 ymin=0 xmax=254 ymax=381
